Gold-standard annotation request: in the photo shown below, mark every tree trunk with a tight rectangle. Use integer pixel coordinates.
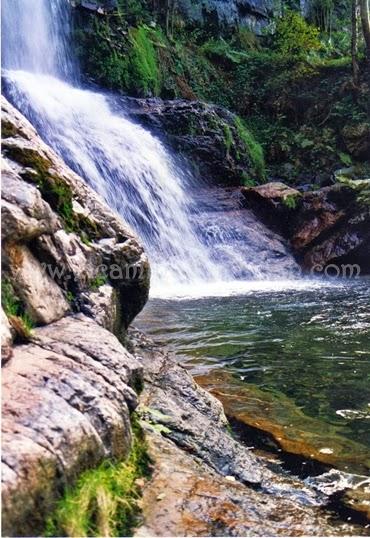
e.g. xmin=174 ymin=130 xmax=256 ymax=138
xmin=170 ymin=0 xmax=176 ymax=37
xmin=352 ymin=0 xmax=360 ymax=85
xmin=360 ymin=0 xmax=370 ymax=64
xmin=165 ymin=0 xmax=170 ymax=36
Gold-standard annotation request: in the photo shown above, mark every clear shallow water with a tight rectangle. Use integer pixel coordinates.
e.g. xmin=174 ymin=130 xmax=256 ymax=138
xmin=137 ymin=279 xmax=370 ymax=454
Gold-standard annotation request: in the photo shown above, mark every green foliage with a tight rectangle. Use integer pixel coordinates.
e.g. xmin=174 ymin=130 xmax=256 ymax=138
xmin=45 ymin=419 xmax=151 ymax=538
xmin=234 ymin=27 xmax=260 ymax=51
xmin=118 ymin=0 xmax=149 ymax=24
xmin=201 ymin=38 xmax=247 ymax=66
xmin=1 ymin=278 xmax=34 ymax=339
xmin=282 ymin=194 xmax=298 ymax=209
xmin=274 ymin=10 xmax=321 ymax=58
xmin=338 ymin=151 xmax=352 ymax=167
xmin=66 ymin=291 xmax=75 ymax=304
xmin=72 ymin=4 xmax=369 ymax=183
xmin=2 ymin=279 xmax=20 ymax=318
xmin=337 ymin=176 xmax=370 ymax=207
xmin=234 ymin=117 xmax=266 ymax=182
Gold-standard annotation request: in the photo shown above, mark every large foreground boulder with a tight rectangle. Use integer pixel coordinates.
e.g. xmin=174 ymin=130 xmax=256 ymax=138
xmin=1 ymin=97 xmax=150 ymax=336
xmin=242 ymin=180 xmax=370 ymax=274
xmin=2 ymin=316 xmax=142 ymax=536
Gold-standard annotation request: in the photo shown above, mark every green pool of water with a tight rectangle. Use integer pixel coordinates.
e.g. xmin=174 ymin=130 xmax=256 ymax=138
xmin=136 ymin=279 xmax=370 ymax=460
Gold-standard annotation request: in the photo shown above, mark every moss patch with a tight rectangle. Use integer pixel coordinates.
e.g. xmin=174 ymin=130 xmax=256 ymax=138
xmin=3 ymin=143 xmax=101 ymax=243
xmin=45 ymin=419 xmax=151 ymax=537
xmin=1 ymin=278 xmax=34 ymax=341
xmin=128 ymin=25 xmax=162 ymax=96
xmin=1 ymin=120 xmax=23 ymax=139
xmin=234 ymin=117 xmax=266 ymax=182
xmin=89 ymin=273 xmax=108 ymax=291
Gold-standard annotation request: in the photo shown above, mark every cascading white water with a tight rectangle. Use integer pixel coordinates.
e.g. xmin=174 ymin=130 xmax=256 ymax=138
xmin=2 ymin=0 xmax=299 ymax=296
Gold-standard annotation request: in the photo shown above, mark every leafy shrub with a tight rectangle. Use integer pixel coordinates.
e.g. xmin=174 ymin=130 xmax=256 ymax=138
xmin=274 ymin=10 xmax=321 ymax=58
xmin=234 ymin=117 xmax=266 ymax=182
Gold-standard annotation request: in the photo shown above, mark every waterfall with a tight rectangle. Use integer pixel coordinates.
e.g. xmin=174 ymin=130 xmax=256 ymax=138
xmin=2 ymin=0 xmax=299 ymax=297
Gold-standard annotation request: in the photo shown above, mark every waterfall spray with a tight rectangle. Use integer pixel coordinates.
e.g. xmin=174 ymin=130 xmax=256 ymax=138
xmin=2 ymin=0 xmax=299 ymax=296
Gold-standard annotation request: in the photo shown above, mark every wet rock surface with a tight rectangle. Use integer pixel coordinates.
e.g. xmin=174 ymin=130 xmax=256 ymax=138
xmin=124 ymin=98 xmax=258 ymax=184
xmin=190 ymin=186 xmax=301 ymax=278
xmin=129 ymin=331 xmax=369 ymax=536
xmin=243 ymin=181 xmax=370 ymax=275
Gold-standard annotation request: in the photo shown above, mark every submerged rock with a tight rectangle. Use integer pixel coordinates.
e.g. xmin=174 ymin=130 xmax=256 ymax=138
xmin=195 ymin=370 xmax=370 ymax=476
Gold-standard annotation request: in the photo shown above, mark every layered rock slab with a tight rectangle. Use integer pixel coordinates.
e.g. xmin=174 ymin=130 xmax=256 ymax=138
xmin=242 ymin=181 xmax=370 ymax=274
xmin=1 ymin=96 xmax=150 ymax=331
xmin=2 ymin=315 xmax=143 ymax=537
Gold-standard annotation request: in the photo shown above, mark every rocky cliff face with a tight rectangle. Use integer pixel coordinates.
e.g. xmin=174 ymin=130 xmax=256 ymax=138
xmin=1 ymin=96 xmax=150 ymax=534
xmin=124 ymin=97 xmax=265 ymax=183
xmin=1 ymin=96 xmax=150 ymax=340
xmin=176 ymin=0 xmax=274 ymax=33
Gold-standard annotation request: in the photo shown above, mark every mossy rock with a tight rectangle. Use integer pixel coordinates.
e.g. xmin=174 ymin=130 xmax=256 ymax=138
xmin=128 ymin=99 xmax=265 ymax=184
xmin=2 ymin=142 xmax=102 ymax=243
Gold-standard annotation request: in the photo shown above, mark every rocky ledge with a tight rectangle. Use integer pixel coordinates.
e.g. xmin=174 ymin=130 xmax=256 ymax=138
xmin=1 ymin=98 xmax=369 ymax=537
xmin=123 ymin=97 xmax=265 ymax=184
xmin=242 ymin=180 xmax=370 ymax=274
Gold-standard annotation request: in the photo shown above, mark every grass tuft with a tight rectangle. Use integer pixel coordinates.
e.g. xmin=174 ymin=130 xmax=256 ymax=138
xmin=45 ymin=419 xmax=151 ymax=537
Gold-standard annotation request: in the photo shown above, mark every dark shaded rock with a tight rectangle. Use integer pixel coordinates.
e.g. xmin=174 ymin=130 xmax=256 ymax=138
xmin=242 ymin=180 xmax=370 ymax=275
xmin=124 ymin=98 xmax=262 ymax=184
xmin=176 ymin=0 xmax=274 ymax=34
xmin=241 ymin=181 xmax=301 ymax=233
xmin=342 ymin=123 xmax=370 ymax=160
